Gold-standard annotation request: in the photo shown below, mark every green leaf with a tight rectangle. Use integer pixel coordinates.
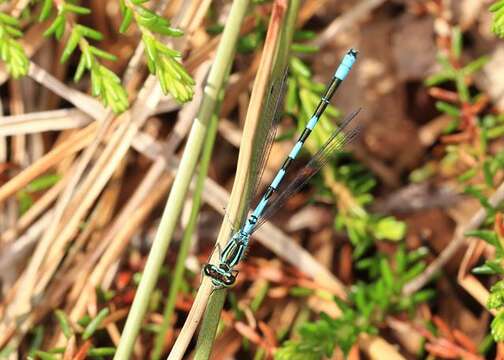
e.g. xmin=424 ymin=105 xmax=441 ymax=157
xmin=373 ymin=217 xmax=406 ymax=241
xmin=89 ymin=46 xmax=117 ymax=61
xmin=155 ymin=42 xmax=180 ymax=57
xmin=28 ymin=325 xmax=44 ymax=357
xmin=451 ymin=27 xmax=462 ymax=60
xmin=74 ymin=55 xmax=87 ymax=82
xmin=410 ymin=163 xmax=435 ymax=183
xmin=285 ymin=77 xmax=298 ymax=114
xmin=490 ymin=0 xmax=504 ymax=12
xmin=455 ymin=74 xmax=470 ymax=102
xmin=26 ymin=173 xmax=60 ymax=193
xmin=4 ymin=25 xmax=22 ymax=37
xmin=82 ymin=308 xmax=109 ymax=340
xmin=492 ymin=311 xmax=504 ymax=341
xmin=237 ymin=32 xmax=262 ymax=53
xmin=54 ymin=309 xmax=73 ymax=339
xmin=435 ymin=101 xmax=460 ymax=117
xmin=39 ymin=0 xmax=54 ymax=21
xmin=154 ymin=24 xmax=184 ymax=37
xmin=403 ymin=262 xmax=427 ymax=283
xmin=87 ymin=347 xmax=116 ymax=357
xmin=62 ymin=3 xmax=91 ymax=15
xmin=466 ymin=230 xmax=501 ymax=249
xmin=293 ymin=30 xmax=316 ymax=41
xmin=61 ymin=28 xmax=81 ymax=63
xmin=380 ymin=258 xmax=394 ymax=288
xmin=412 ymin=289 xmax=435 ymax=304
xmin=289 ymin=287 xmax=314 ymax=297
xmin=34 ymin=351 xmax=58 ymax=360
xmin=291 ymin=43 xmax=319 ymax=54
xmin=290 ymin=57 xmax=311 ymax=78
xmin=43 ymin=15 xmax=65 ymax=40
xmin=76 ymin=25 xmax=103 ymax=41
xmin=119 ymin=7 xmax=134 ymax=33
xmin=0 ymin=12 xmax=20 ymax=26
xmin=458 ymin=167 xmax=477 ymax=182
xmin=0 ymin=14 xmax=29 ymax=78
xmin=425 ymin=71 xmax=454 ymax=86
xmin=489 ymin=281 xmax=504 ymax=309
xmin=462 ymin=56 xmax=489 ymax=75
xmin=17 ymin=191 xmax=33 ymax=215
xmin=464 ymin=186 xmax=494 ymax=213
xmin=142 ymin=33 xmax=158 ymax=63
xmin=473 ymin=260 xmax=504 ymax=275
xmin=205 ymin=23 xmax=224 ymax=35
xmin=490 ymin=1 xmax=504 ymax=37
xmin=483 ymin=160 xmax=494 ymax=187
xmin=487 ymin=125 xmax=504 ymax=139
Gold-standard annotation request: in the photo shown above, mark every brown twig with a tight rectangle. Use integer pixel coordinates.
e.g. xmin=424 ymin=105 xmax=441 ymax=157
xmin=403 ymin=180 xmax=504 ymax=296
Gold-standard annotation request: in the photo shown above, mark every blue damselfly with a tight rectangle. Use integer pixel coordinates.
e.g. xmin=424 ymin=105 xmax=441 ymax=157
xmin=204 ymin=49 xmax=359 ymax=288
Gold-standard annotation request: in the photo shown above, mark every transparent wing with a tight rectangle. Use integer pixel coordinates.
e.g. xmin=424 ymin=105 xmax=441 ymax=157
xmin=253 ymin=108 xmax=362 ymax=231
xmin=242 ymin=68 xmax=289 ymax=218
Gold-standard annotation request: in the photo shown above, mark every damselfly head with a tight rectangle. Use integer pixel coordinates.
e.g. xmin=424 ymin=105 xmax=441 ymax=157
xmin=203 ymin=263 xmax=237 ymax=287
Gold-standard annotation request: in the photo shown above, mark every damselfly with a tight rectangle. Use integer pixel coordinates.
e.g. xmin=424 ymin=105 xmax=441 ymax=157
xmin=204 ymin=49 xmax=360 ymax=288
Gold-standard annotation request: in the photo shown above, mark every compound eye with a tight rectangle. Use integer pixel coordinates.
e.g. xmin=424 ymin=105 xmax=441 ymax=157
xmin=203 ymin=265 xmax=216 ymax=277
xmin=224 ymin=274 xmax=236 ymax=286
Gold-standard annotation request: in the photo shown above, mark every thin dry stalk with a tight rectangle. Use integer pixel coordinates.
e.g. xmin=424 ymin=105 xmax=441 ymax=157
xmin=168 ymin=2 xmax=286 ymax=358
xmin=358 ymin=334 xmax=406 ymax=360
xmin=310 ymin=0 xmax=388 ymax=48
xmin=404 ymin=180 xmax=504 ymax=296
xmin=458 ymin=238 xmax=493 ymax=311
xmin=10 ymin=109 xmax=116 ymax=321
xmin=63 ymin=173 xmax=173 ymax=336
xmin=0 ymin=109 xmax=92 ymax=136
xmin=64 ymin=62 xmax=211 ymax=324
xmin=0 ymin=123 xmax=99 ymax=203
xmin=0 ymin=170 xmax=69 ymax=243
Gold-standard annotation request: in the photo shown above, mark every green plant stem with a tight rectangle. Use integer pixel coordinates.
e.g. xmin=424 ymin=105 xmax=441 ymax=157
xmin=113 ymin=1 xmax=250 ymax=358
xmin=193 ymin=291 xmax=227 ymax=360
xmin=150 ymin=115 xmax=219 ymax=360
xmin=192 ymin=1 xmax=300 ymax=359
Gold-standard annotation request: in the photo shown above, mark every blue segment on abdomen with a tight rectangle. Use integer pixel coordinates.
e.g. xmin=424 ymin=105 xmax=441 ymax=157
xmin=307 ymin=116 xmax=318 ymax=130
xmin=251 ymin=197 xmax=268 ymax=222
xmin=271 ymin=169 xmax=285 ymax=189
xmin=335 ymin=50 xmax=357 ymax=80
xmin=289 ymin=141 xmax=303 ymax=159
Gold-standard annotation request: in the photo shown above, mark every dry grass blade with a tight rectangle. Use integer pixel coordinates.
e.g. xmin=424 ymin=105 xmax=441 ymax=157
xmin=168 ymin=1 xmax=287 ymax=359
xmin=0 ymin=109 xmax=92 ymax=136
xmin=403 ymin=180 xmax=504 ymax=296
xmin=311 ymin=0 xmax=388 ymax=48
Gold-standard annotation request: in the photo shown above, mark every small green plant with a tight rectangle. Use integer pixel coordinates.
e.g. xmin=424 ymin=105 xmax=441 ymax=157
xmin=17 ymin=173 xmax=61 ymax=215
xmin=0 ymin=11 xmax=29 ymax=78
xmin=422 ymin=27 xmax=504 ymax=200
xmin=468 ymin=214 xmax=504 ymax=342
xmin=41 ymin=0 xmax=129 ymax=113
xmin=27 ymin=307 xmax=114 ymax=359
xmin=276 ymin=247 xmax=434 ymax=359
xmin=423 ymin=25 xmax=504 ymax=345
xmin=0 ymin=0 xmax=195 ymax=113
xmin=118 ymin=0 xmax=195 ymax=102
xmin=490 ymin=0 xmax=504 ymax=37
